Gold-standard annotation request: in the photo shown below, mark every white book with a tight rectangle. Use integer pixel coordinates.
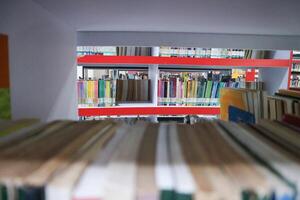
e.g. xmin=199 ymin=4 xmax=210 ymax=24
xmin=102 ymin=123 xmax=146 ymax=200
xmin=169 ymin=124 xmax=196 ymax=195
xmin=155 ymin=124 xmax=174 ymax=192
xmin=72 ymin=124 xmax=128 ymax=199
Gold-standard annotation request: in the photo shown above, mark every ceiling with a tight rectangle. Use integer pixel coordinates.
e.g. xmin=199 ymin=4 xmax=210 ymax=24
xmin=32 ymin=0 xmax=300 ymax=36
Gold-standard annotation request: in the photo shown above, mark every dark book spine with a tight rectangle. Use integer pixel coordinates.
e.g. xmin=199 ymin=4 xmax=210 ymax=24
xmin=18 ymin=186 xmax=45 ymax=200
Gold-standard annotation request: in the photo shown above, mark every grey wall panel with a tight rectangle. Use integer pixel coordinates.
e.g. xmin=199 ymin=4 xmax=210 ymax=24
xmin=0 ymin=0 xmax=77 ymax=121
xmin=78 ymin=31 xmax=300 ymax=50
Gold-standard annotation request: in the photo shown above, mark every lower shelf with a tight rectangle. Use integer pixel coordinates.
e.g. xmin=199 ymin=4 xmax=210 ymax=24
xmin=78 ymin=106 xmax=220 ymax=116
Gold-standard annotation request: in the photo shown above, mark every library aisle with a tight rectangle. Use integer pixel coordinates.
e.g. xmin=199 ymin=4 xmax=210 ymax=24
xmin=1 ymin=1 xmax=300 ymax=200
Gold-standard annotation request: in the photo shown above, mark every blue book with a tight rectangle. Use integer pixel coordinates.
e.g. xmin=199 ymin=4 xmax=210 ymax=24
xmin=211 ymin=82 xmax=219 ymax=98
xmin=228 ymin=106 xmax=255 ymax=124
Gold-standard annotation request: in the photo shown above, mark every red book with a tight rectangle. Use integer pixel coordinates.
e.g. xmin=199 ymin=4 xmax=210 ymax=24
xmin=282 ymin=114 xmax=300 ymax=129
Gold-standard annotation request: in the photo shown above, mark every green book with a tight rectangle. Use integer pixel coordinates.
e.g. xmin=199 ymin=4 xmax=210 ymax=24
xmin=175 ymin=192 xmax=193 ymax=200
xmin=98 ymin=80 xmax=105 ymax=98
xmin=201 ymin=81 xmax=207 ymax=98
xmin=197 ymin=81 xmax=201 ymax=98
xmin=216 ymin=82 xmax=225 ymax=98
xmin=205 ymin=81 xmax=212 ymax=98
xmin=0 ymin=185 xmax=7 ymax=200
xmin=160 ymin=190 xmax=175 ymax=200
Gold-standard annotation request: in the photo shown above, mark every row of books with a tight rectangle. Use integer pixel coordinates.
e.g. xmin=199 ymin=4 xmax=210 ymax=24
xmin=115 ymin=80 xmax=151 ymax=102
xmin=159 ymin=47 xmax=248 ymax=58
xmin=116 ymin=46 xmax=152 ymax=56
xmin=291 ymin=64 xmax=300 ymax=72
xmin=76 ymin=46 xmax=116 ymax=56
xmin=77 ymin=79 xmax=117 ymax=107
xmin=77 ymin=79 xmax=151 ymax=107
xmin=158 ymin=79 xmax=240 ymax=106
xmin=220 ymin=88 xmax=264 ymax=123
xmin=0 ymin=119 xmax=298 ymax=200
xmin=265 ymin=89 xmax=300 ymax=121
xmin=76 ymin=46 xmax=152 ymax=56
xmin=158 ymin=76 xmax=263 ymax=106
xmin=159 ymin=48 xmax=273 ymax=59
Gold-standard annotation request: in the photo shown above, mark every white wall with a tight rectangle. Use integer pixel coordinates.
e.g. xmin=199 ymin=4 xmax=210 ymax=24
xmin=260 ymin=68 xmax=289 ymax=95
xmin=0 ymin=0 xmax=77 ymax=121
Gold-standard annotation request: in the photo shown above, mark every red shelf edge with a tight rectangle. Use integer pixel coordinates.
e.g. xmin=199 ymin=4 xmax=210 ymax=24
xmin=78 ymin=107 xmax=220 ymax=117
xmin=77 ymin=55 xmax=290 ymax=68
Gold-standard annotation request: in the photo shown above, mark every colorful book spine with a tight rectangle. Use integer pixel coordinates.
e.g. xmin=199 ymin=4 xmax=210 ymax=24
xmin=157 ymin=78 xmax=242 ymax=106
xmin=77 ymin=79 xmax=116 ymax=107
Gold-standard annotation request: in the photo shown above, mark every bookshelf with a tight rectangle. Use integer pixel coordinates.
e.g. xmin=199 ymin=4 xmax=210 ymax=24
xmin=77 ymin=55 xmax=291 ymax=117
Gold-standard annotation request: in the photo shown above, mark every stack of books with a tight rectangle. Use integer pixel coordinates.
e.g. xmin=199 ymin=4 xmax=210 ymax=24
xmin=0 ymin=119 xmax=298 ymax=200
xmin=265 ymin=89 xmax=300 ymax=120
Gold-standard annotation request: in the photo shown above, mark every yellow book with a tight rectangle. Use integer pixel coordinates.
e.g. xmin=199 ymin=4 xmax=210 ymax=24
xmin=91 ymin=81 xmax=95 ymax=99
xmin=106 ymin=80 xmax=111 ymax=98
xmin=194 ymin=80 xmax=198 ymax=105
xmin=194 ymin=80 xmax=198 ymax=98
xmin=220 ymin=88 xmax=248 ymax=121
xmin=87 ymin=81 xmax=93 ymax=98
xmin=191 ymin=80 xmax=195 ymax=98
xmin=187 ymin=81 xmax=191 ymax=98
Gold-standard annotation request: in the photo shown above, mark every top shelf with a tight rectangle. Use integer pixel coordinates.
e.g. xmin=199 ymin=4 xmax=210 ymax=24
xmin=77 ymin=55 xmax=290 ymax=68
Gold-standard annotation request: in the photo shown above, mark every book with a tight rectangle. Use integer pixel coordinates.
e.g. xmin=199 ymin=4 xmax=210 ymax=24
xmin=228 ymin=106 xmax=255 ymax=124
xmin=72 ymin=124 xmax=129 ymax=200
xmin=282 ymin=114 xmax=300 ymax=129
